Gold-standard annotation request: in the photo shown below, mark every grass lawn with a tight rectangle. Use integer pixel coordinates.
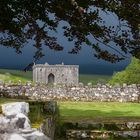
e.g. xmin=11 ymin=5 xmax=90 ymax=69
xmin=58 ymin=101 xmax=140 ymax=122
xmin=79 ymin=74 xmax=111 ymax=85
xmin=0 ymin=98 xmax=25 ymax=105
xmin=1 ymin=98 xmax=140 ymax=122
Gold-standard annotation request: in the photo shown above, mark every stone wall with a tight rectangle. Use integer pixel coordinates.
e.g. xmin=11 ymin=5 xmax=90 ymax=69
xmin=0 ymin=82 xmax=140 ymax=102
xmin=0 ymin=102 xmax=51 ymax=140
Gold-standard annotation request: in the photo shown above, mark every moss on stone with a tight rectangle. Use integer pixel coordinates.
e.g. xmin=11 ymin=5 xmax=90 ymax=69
xmin=28 ymin=101 xmax=48 ymax=129
xmin=31 ymin=122 xmax=43 ymax=128
xmin=0 ymin=105 xmax=2 ymax=114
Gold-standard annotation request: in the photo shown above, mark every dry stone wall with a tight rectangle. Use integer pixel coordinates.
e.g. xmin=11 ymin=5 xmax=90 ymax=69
xmin=0 ymin=81 xmax=140 ymax=102
xmin=0 ymin=102 xmax=50 ymax=140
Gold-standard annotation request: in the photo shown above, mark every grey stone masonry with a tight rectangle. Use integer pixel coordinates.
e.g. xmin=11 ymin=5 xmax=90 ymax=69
xmin=33 ymin=62 xmax=79 ymax=86
xmin=0 ymin=82 xmax=140 ymax=103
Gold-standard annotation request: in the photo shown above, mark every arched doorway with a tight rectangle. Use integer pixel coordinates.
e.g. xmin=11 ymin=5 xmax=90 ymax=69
xmin=48 ymin=73 xmax=55 ymax=84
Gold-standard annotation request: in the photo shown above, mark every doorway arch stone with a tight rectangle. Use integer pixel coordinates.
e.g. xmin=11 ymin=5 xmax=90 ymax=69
xmin=48 ymin=73 xmax=55 ymax=84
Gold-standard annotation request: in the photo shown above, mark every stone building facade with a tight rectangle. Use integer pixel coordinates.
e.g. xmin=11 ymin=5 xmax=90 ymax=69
xmin=33 ymin=63 xmax=79 ymax=86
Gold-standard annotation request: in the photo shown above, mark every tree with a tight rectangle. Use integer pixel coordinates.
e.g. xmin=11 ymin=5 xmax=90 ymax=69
xmin=109 ymin=57 xmax=140 ymax=85
xmin=0 ymin=0 xmax=140 ymax=70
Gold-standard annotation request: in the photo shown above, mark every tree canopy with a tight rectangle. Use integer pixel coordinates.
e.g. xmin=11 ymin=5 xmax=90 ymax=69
xmin=109 ymin=57 xmax=140 ymax=85
xmin=0 ymin=0 xmax=140 ymax=69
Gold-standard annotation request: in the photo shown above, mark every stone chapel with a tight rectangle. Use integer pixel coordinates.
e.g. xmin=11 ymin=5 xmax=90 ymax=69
xmin=33 ymin=62 xmax=79 ymax=86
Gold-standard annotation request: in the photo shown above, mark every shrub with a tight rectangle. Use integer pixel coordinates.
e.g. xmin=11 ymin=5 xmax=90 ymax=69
xmin=109 ymin=57 xmax=140 ymax=85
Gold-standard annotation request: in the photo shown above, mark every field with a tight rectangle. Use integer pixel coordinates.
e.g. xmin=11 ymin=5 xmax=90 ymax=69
xmin=0 ymin=98 xmax=140 ymax=123
xmin=58 ymin=101 xmax=140 ymax=122
xmin=0 ymin=69 xmax=32 ymax=83
xmin=1 ymin=69 xmax=139 ymax=123
xmin=79 ymin=74 xmax=111 ymax=85
xmin=0 ymin=69 xmax=111 ymax=84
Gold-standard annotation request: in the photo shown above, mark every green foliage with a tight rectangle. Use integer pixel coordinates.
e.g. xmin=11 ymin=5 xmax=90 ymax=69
xmin=0 ymin=105 xmax=2 ymax=114
xmin=0 ymin=69 xmax=32 ymax=79
xmin=109 ymin=58 xmax=140 ymax=85
xmin=0 ymin=0 xmax=139 ymax=67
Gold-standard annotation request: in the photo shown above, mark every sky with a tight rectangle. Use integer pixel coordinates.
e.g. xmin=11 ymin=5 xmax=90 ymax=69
xmin=0 ymin=41 xmax=131 ymax=75
xmin=0 ymin=9 xmax=131 ymax=75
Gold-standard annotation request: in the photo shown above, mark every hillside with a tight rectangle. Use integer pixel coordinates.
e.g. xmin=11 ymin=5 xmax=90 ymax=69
xmin=0 ymin=69 xmax=32 ymax=83
xmin=0 ymin=69 xmax=111 ymax=84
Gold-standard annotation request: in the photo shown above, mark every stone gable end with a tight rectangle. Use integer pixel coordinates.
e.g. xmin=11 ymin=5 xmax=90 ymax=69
xmin=33 ymin=63 xmax=79 ymax=86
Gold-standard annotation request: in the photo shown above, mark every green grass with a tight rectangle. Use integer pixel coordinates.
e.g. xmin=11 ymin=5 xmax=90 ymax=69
xmin=0 ymin=69 xmax=111 ymax=84
xmin=79 ymin=74 xmax=111 ymax=85
xmin=1 ymin=98 xmax=140 ymax=123
xmin=58 ymin=101 xmax=140 ymax=122
xmin=0 ymin=69 xmax=32 ymax=83
xmin=0 ymin=98 xmax=25 ymax=105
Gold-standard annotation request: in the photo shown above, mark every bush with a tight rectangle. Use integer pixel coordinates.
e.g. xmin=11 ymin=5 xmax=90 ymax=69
xmin=109 ymin=57 xmax=140 ymax=85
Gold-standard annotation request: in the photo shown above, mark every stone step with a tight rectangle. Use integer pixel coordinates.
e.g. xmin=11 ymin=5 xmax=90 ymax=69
xmin=61 ymin=122 xmax=140 ymax=131
xmin=66 ymin=130 xmax=140 ymax=139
